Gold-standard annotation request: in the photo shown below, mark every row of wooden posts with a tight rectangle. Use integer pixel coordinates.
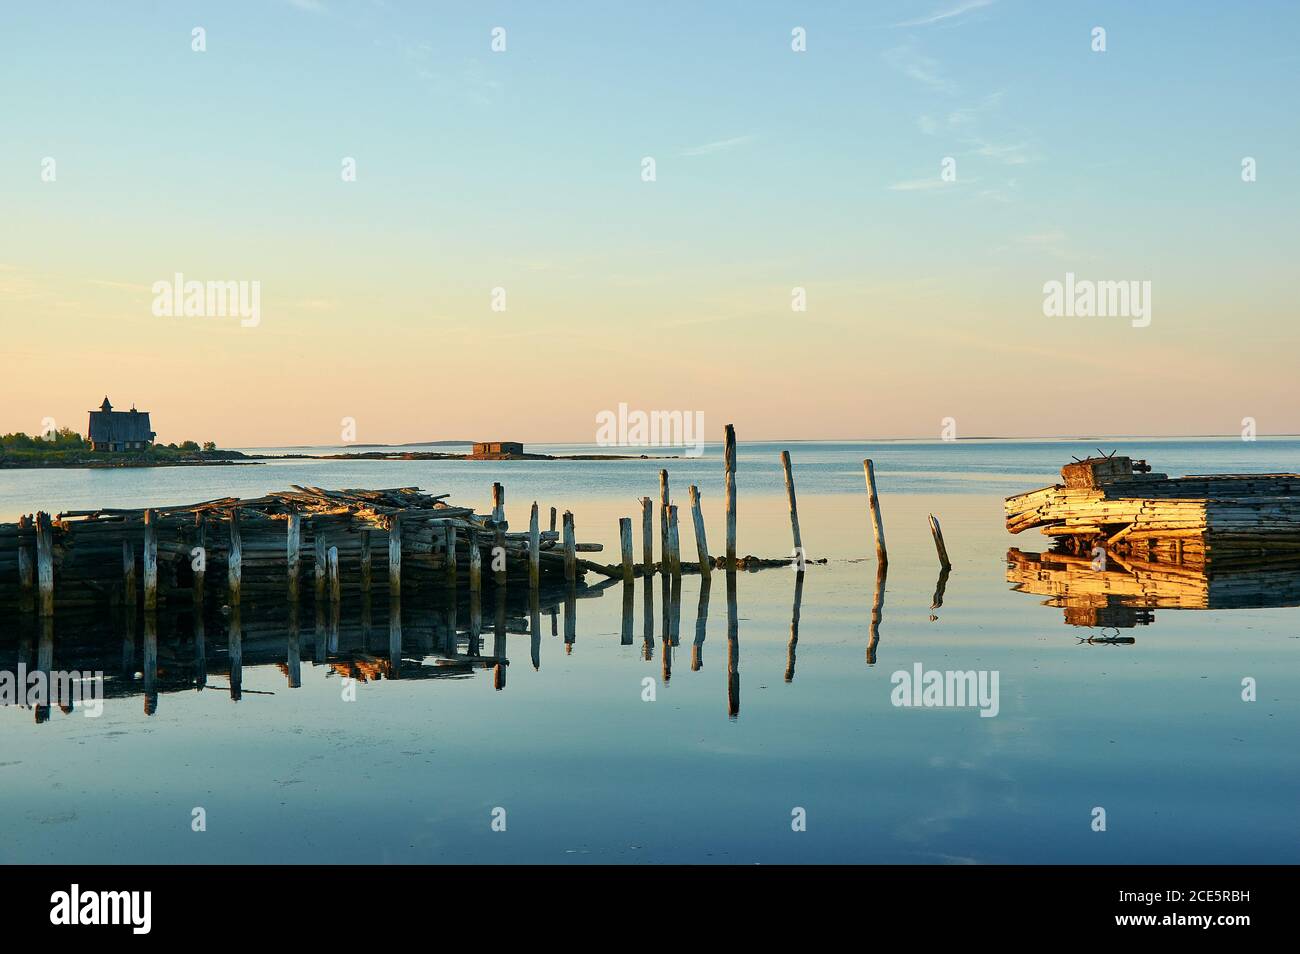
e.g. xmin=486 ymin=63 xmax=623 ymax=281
xmin=13 ymin=430 xmax=952 ymax=620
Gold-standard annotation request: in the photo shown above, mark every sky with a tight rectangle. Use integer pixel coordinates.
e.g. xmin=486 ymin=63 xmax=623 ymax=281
xmin=2 ymin=0 xmax=1298 ymax=446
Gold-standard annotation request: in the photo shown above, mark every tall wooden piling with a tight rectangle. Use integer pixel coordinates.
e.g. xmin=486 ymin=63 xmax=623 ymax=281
xmin=724 ymin=424 xmax=737 ymax=569
xmin=562 ymin=511 xmax=576 ymax=583
xmin=550 ymin=507 xmax=557 ymax=533
xmin=313 ymin=529 xmax=327 ymax=604
xmin=388 ymin=514 xmax=402 ymax=599
xmin=659 ymin=470 xmax=670 ymax=562
xmin=667 ymin=505 xmax=682 ymax=578
xmin=492 ymin=482 xmax=504 ymax=524
xmin=227 ymin=507 xmax=243 ymax=606
xmin=121 ymin=539 xmax=136 ymax=613
xmin=780 ymin=450 xmax=803 ymax=562
xmin=360 ymin=527 xmax=373 ymax=592
xmin=468 ymin=530 xmax=482 ymax=595
xmin=863 ymin=459 xmax=888 ymax=567
xmin=688 ymin=485 xmax=711 ymax=580
xmin=528 ymin=502 xmax=540 ymax=591
xmin=493 ymin=522 xmax=507 ymax=587
xmin=620 ymin=517 xmax=634 ymax=583
xmin=286 ymin=512 xmax=301 ymax=603
xmin=928 ymin=513 xmax=952 ymax=570
xmin=192 ymin=512 xmax=207 ymax=608
xmin=17 ymin=515 xmax=34 ymax=614
xmin=641 ymin=497 xmax=653 ymax=573
xmin=327 ymin=546 xmax=340 ymax=605
xmin=141 ymin=509 xmax=157 ymax=613
xmin=442 ymin=523 xmax=456 ymax=588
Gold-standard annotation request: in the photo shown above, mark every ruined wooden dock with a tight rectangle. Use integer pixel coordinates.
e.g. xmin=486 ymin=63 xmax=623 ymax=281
xmin=0 ymin=486 xmax=611 ymax=614
xmin=1005 ymin=455 xmax=1300 ymax=567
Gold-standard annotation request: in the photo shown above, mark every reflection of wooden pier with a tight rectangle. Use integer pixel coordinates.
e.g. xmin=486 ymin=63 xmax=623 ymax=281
xmin=1007 ymin=547 xmax=1300 ymax=627
xmin=1005 ymin=456 xmax=1300 ymax=568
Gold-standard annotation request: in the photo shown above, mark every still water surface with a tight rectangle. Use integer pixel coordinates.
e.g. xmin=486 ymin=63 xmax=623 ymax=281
xmin=1 ymin=439 xmax=1297 ymax=863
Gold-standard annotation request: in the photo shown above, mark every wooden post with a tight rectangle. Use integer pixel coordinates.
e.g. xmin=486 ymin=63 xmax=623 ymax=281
xmin=724 ymin=424 xmax=737 ymax=569
xmin=193 ymin=511 xmax=207 ymax=609
xmin=863 ymin=459 xmax=888 ymax=566
xmin=641 ymin=497 xmax=654 ymax=574
xmin=141 ymin=509 xmax=157 ymax=614
xmin=227 ymin=508 xmax=242 ymax=606
xmin=313 ymin=525 xmax=327 ymax=604
xmin=286 ymin=512 xmax=301 ymax=603
xmin=122 ymin=538 xmax=136 ymax=613
xmin=667 ymin=505 xmax=681 ymax=578
xmin=619 ymin=517 xmax=634 ymax=583
xmin=360 ymin=526 xmax=373 ymax=593
xmin=388 ymin=515 xmax=402 ymax=599
xmin=928 ymin=513 xmax=952 ymax=570
xmin=468 ymin=530 xmax=482 ymax=595
xmin=493 ymin=522 xmax=507 ymax=586
xmin=659 ymin=469 xmax=670 ymax=563
xmin=549 ymin=507 xmax=557 ymax=533
xmin=492 ymin=482 xmax=504 ymax=524
xmin=327 ymin=546 xmax=340 ymax=605
xmin=442 ymin=523 xmax=456 ymax=588
xmin=688 ymin=485 xmax=710 ymax=580
xmin=780 ymin=450 xmax=803 ymax=565
xmin=17 ymin=515 xmax=34 ymax=614
xmin=562 ymin=511 xmax=576 ymax=583
xmin=528 ymin=502 xmax=540 ymax=591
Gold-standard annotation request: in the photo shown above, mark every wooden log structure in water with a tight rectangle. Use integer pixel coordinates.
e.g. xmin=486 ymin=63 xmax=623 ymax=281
xmin=1006 ymin=456 xmax=1300 ymax=568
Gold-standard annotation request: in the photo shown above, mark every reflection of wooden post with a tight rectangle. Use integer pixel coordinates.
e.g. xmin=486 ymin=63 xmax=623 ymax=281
xmin=620 ymin=579 xmax=634 ymax=646
xmin=286 ymin=604 xmax=302 ymax=688
xmin=928 ymin=513 xmax=952 ymax=570
xmin=780 ymin=450 xmax=803 ymax=564
xmin=122 ymin=539 xmax=136 ymax=614
xmin=529 ymin=588 xmax=541 ymax=670
xmin=868 ymin=563 xmax=886 ymax=665
xmin=143 ymin=610 xmax=159 ymax=715
xmin=692 ymin=577 xmax=710 ymax=672
xmin=726 ymin=570 xmax=739 ymax=717
xmin=528 ymin=503 xmax=540 ymax=590
xmin=287 ymin=512 xmax=301 ymax=603
xmin=863 ymin=459 xmax=888 ymax=566
xmin=141 ymin=509 xmax=156 ymax=614
xmin=327 ymin=546 xmax=340 ymax=605
xmin=562 ymin=511 xmax=576 ymax=583
xmin=659 ymin=470 xmax=670 ymax=563
xmin=689 ymin=485 xmax=710 ymax=580
xmin=388 ymin=515 xmax=402 ymax=599
xmin=641 ymin=576 xmax=654 ymax=661
xmin=228 ymin=508 xmax=243 ymax=606
xmin=641 ymin=497 xmax=654 ymax=574
xmin=619 ymin=517 xmax=634 ymax=584
xmin=785 ymin=571 xmax=804 ymax=683
xmin=724 ymin=425 xmax=737 ymax=569
xmin=930 ymin=566 xmax=951 ymax=619
xmin=193 ymin=511 xmax=207 ymax=609
xmin=667 ymin=505 xmax=681 ymax=578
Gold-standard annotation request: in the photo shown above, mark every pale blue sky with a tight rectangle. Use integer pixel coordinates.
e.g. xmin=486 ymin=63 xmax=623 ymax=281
xmin=2 ymin=1 xmax=1297 ymax=443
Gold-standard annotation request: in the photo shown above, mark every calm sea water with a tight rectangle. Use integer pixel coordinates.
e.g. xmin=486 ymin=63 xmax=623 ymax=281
xmin=2 ymin=439 xmax=1298 ymax=863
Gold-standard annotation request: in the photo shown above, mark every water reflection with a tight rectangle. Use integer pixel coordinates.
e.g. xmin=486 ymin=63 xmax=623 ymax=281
xmin=1007 ymin=547 xmax=1300 ymax=628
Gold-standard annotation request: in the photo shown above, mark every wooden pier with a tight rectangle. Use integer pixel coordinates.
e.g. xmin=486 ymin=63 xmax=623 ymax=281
xmin=1005 ymin=456 xmax=1300 ymax=567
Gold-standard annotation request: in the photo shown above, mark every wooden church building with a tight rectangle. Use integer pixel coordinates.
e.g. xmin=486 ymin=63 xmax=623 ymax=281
xmin=87 ymin=397 xmax=156 ymax=452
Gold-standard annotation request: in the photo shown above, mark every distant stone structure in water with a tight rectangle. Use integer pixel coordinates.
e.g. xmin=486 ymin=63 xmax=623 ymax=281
xmin=472 ymin=441 xmax=523 ymax=458
xmin=87 ymin=397 xmax=155 ymax=452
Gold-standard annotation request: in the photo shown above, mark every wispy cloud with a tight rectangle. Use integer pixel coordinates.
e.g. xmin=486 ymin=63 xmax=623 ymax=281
xmin=680 ymin=135 xmax=755 ymax=157
xmin=885 ymin=46 xmax=954 ymax=93
xmin=895 ymin=0 xmax=996 ymax=28
xmin=888 ymin=177 xmax=964 ymax=192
